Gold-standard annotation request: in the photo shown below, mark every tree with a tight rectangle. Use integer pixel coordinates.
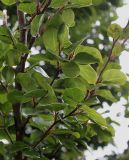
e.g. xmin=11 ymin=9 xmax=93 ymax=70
xmin=0 ymin=0 xmax=128 ymax=160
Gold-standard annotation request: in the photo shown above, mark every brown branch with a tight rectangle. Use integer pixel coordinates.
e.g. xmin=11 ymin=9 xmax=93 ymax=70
xmin=96 ymin=37 xmax=119 ymax=84
xmin=12 ymin=1 xmax=28 ymax=160
xmin=32 ymin=120 xmax=58 ymax=148
xmin=32 ymin=105 xmax=80 ymax=148
xmin=26 ymin=0 xmax=52 ymax=26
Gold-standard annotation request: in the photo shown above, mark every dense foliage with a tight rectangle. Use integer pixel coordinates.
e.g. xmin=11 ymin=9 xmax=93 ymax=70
xmin=0 ymin=0 xmax=129 ymax=160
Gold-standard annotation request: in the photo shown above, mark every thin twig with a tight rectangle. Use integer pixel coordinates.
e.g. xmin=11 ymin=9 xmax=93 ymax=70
xmin=26 ymin=0 xmax=52 ymax=26
xmin=32 ymin=105 xmax=80 ymax=148
xmin=96 ymin=20 xmax=129 ymax=84
xmin=96 ymin=36 xmax=119 ymax=84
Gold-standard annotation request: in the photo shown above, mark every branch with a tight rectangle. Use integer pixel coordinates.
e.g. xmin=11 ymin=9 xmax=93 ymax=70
xmin=96 ymin=37 xmax=119 ymax=84
xmin=96 ymin=20 xmax=129 ymax=84
xmin=32 ymin=105 xmax=80 ymax=148
xmin=26 ymin=0 xmax=52 ymax=26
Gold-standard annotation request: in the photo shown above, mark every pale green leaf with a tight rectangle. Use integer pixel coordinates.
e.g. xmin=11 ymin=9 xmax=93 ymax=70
xmin=18 ymin=2 xmax=36 ymax=14
xmin=96 ymin=89 xmax=117 ymax=102
xmin=79 ymin=65 xmax=97 ymax=84
xmin=70 ymin=0 xmax=92 ymax=8
xmin=42 ymin=28 xmax=59 ymax=54
xmin=82 ymin=105 xmax=107 ymax=127
xmin=1 ymin=0 xmax=15 ymax=5
xmin=107 ymin=23 xmax=123 ymax=39
xmin=62 ymin=9 xmax=75 ymax=27
xmin=102 ymin=69 xmax=127 ymax=85
xmin=58 ymin=24 xmax=71 ymax=48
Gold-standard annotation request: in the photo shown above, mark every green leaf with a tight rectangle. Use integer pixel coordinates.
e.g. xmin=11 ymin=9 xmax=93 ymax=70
xmin=1 ymin=0 xmax=15 ymax=5
xmin=74 ymin=45 xmax=103 ymax=64
xmin=74 ymin=52 xmax=99 ymax=65
xmin=28 ymin=51 xmax=61 ymax=64
xmin=72 ymin=132 xmax=80 ymax=139
xmin=64 ymin=38 xmax=85 ymax=54
xmin=63 ymin=77 xmax=87 ymax=91
xmin=0 ymin=26 xmax=11 ymax=36
xmin=82 ymin=105 xmax=107 ymax=127
xmin=18 ymin=2 xmax=36 ymax=14
xmin=50 ymin=0 xmax=68 ymax=8
xmin=38 ymin=103 xmax=68 ymax=112
xmin=96 ymin=89 xmax=117 ymax=102
xmin=22 ymin=89 xmax=48 ymax=103
xmin=121 ymin=25 xmax=129 ymax=39
xmin=92 ymin=0 xmax=106 ymax=5
xmin=58 ymin=24 xmax=71 ymax=48
xmin=46 ymin=13 xmax=63 ymax=29
xmin=31 ymin=15 xmax=44 ymax=36
xmin=0 ymin=26 xmax=13 ymax=44
xmin=2 ymin=66 xmax=14 ymax=84
xmin=102 ymin=69 xmax=127 ymax=85
xmin=0 ymin=143 xmax=6 ymax=157
xmin=7 ymin=90 xmax=23 ymax=103
xmin=62 ymin=61 xmax=80 ymax=78
xmin=70 ymin=0 xmax=92 ymax=8
xmin=32 ymin=71 xmax=48 ymax=90
xmin=42 ymin=28 xmax=59 ymax=53
xmin=63 ymin=88 xmax=85 ymax=104
xmin=112 ymin=43 xmax=124 ymax=56
xmin=15 ymin=43 xmax=29 ymax=53
xmin=0 ymin=92 xmax=7 ymax=104
xmin=16 ymin=73 xmax=37 ymax=91
xmin=107 ymin=23 xmax=123 ymax=39
xmin=79 ymin=65 xmax=97 ymax=84
xmin=23 ymin=148 xmax=40 ymax=159
xmin=62 ymin=9 xmax=75 ymax=27
xmin=7 ymin=142 xmax=28 ymax=153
